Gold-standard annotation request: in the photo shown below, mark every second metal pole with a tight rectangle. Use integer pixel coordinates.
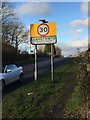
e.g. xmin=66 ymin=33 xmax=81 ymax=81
xmin=51 ymin=44 xmax=54 ymax=82
xmin=35 ymin=45 xmax=37 ymax=80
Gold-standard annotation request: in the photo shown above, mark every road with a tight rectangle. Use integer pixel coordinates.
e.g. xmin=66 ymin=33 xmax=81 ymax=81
xmin=3 ymin=57 xmax=70 ymax=96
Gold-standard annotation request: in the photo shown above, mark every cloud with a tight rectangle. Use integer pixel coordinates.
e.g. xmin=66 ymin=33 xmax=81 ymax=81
xmin=63 ymin=29 xmax=83 ymax=42
xmin=71 ymin=29 xmax=83 ymax=41
xmin=70 ymin=2 xmax=89 ymax=29
xmin=69 ymin=38 xmax=88 ymax=48
xmin=59 ymin=37 xmax=88 ymax=56
xmin=15 ymin=3 xmax=51 ymax=17
xmin=70 ymin=18 xmax=88 ymax=27
xmin=81 ymin=2 xmax=88 ymax=14
xmin=72 ymin=29 xmax=83 ymax=34
xmin=61 ymin=38 xmax=87 ymax=50
xmin=70 ymin=17 xmax=90 ymax=29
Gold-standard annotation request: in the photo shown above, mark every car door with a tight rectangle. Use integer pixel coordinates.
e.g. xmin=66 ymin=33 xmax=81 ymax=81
xmin=12 ymin=65 xmax=20 ymax=81
xmin=3 ymin=73 xmax=12 ymax=84
xmin=4 ymin=65 xmax=18 ymax=84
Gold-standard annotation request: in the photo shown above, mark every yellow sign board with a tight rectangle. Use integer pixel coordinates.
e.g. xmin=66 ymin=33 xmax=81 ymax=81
xmin=30 ymin=22 xmax=56 ymax=37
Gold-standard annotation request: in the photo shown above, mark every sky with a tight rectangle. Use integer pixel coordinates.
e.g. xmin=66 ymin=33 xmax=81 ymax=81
xmin=13 ymin=1 xmax=88 ymax=56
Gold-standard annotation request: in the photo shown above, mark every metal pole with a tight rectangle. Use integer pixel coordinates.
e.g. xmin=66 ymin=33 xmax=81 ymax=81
xmin=35 ymin=45 xmax=37 ymax=80
xmin=51 ymin=44 xmax=54 ymax=82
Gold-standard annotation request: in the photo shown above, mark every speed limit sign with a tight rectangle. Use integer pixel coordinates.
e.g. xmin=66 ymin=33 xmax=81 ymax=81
xmin=30 ymin=22 xmax=57 ymax=44
xmin=37 ymin=24 xmax=49 ymax=36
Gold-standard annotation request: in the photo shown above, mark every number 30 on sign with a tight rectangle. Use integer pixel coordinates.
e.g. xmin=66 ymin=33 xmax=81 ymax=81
xmin=37 ymin=24 xmax=49 ymax=36
xmin=30 ymin=22 xmax=56 ymax=37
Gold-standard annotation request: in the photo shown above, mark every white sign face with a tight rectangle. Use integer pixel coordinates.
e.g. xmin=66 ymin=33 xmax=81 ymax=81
xmin=31 ymin=36 xmax=57 ymax=45
xmin=37 ymin=24 xmax=49 ymax=36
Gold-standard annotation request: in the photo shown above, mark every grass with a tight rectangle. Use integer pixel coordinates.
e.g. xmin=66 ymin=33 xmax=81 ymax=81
xmin=64 ymin=58 xmax=87 ymax=118
xmin=65 ymin=84 xmax=83 ymax=114
xmin=2 ymin=58 xmax=80 ymax=118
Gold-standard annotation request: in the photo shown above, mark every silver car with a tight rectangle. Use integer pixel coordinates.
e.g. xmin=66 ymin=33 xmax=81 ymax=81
xmin=0 ymin=64 xmax=23 ymax=90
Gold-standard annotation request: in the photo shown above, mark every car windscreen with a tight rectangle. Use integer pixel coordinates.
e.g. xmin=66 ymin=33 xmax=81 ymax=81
xmin=6 ymin=64 xmax=17 ymax=71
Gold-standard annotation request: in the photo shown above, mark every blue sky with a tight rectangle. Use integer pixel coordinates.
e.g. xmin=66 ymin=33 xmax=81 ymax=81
xmin=14 ymin=2 xmax=88 ymax=56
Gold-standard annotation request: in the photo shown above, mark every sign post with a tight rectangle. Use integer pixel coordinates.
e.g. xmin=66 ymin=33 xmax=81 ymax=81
xmin=51 ymin=44 xmax=54 ymax=82
xmin=35 ymin=45 xmax=37 ymax=80
xmin=30 ymin=22 xmax=57 ymax=81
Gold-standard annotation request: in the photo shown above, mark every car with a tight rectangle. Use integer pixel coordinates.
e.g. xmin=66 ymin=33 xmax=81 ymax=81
xmin=0 ymin=64 xmax=23 ymax=90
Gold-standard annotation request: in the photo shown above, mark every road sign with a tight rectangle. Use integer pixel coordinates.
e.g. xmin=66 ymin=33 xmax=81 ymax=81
xmin=30 ymin=21 xmax=57 ymax=82
xmin=30 ymin=22 xmax=57 ymax=45
xmin=37 ymin=24 xmax=49 ymax=36
xmin=30 ymin=22 xmax=56 ymax=37
xmin=31 ymin=36 xmax=57 ymax=45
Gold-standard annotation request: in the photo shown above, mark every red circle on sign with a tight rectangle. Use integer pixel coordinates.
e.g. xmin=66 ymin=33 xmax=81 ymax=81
xmin=37 ymin=23 xmax=49 ymax=36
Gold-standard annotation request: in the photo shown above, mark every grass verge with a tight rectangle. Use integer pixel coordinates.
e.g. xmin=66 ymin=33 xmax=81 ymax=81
xmin=64 ymin=84 xmax=83 ymax=118
xmin=64 ymin=58 xmax=89 ymax=118
xmin=3 ymin=58 xmax=79 ymax=118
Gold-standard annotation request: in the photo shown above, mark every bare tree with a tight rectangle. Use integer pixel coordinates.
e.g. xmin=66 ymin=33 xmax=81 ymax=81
xmin=2 ymin=2 xmax=16 ymax=43
xmin=2 ymin=2 xmax=29 ymax=53
xmin=2 ymin=2 xmax=15 ymax=24
xmin=8 ymin=20 xmax=29 ymax=53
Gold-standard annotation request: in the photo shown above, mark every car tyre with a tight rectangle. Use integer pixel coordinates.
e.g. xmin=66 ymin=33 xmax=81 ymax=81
xmin=19 ymin=73 xmax=23 ymax=82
